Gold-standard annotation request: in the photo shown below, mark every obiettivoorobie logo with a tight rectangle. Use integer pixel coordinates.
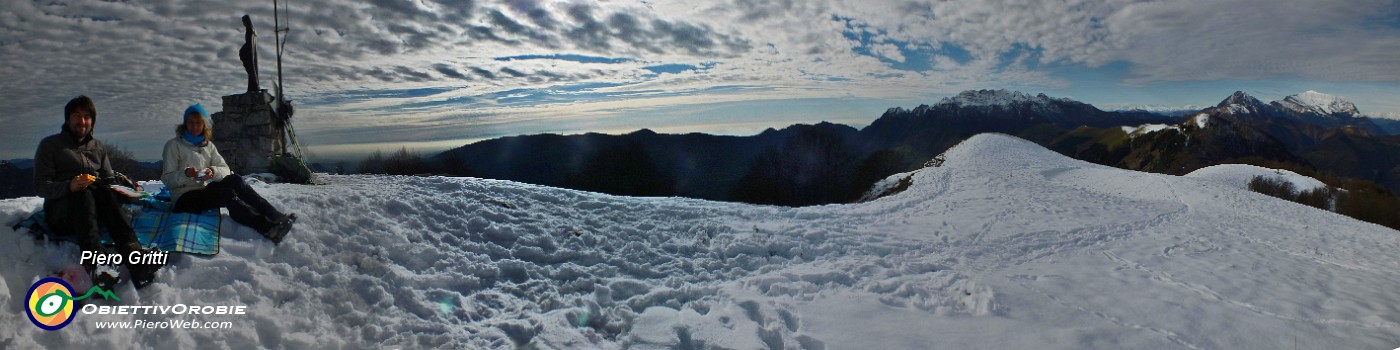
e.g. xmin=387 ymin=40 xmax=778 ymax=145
xmin=25 ymin=277 xmax=119 ymax=331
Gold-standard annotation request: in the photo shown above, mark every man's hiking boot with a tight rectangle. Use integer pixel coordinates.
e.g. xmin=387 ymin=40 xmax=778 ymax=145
xmin=92 ymin=264 xmax=120 ymax=293
xmin=124 ymin=243 xmax=163 ymax=289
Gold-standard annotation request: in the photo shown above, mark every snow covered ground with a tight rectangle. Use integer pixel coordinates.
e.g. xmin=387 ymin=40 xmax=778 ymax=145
xmin=1120 ymin=123 xmax=1180 ymax=136
xmin=1186 ymin=164 xmax=1328 ymax=193
xmin=2 ymin=133 xmax=1399 ymax=349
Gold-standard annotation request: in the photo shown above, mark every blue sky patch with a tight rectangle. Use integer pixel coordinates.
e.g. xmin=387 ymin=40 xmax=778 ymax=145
xmin=642 ymin=62 xmax=718 ymax=75
xmin=837 ymin=15 xmax=970 ymax=72
xmin=996 ymin=44 xmax=1046 ymax=71
xmin=930 ymin=43 xmax=973 ymax=67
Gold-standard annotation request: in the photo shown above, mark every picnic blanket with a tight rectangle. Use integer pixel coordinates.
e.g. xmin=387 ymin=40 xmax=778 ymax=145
xmin=10 ymin=188 xmax=222 ymax=255
xmin=131 ymin=193 xmax=222 ymax=255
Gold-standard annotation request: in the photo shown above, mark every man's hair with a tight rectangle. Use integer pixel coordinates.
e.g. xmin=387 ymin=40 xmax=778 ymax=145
xmin=64 ymin=95 xmax=96 ymax=119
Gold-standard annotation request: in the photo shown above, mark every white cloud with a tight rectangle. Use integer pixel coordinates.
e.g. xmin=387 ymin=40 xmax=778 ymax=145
xmin=1 ymin=0 xmax=1398 ymax=160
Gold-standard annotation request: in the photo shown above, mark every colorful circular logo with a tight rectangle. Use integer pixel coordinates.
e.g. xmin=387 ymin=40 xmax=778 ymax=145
xmin=26 ymin=277 xmax=77 ymax=331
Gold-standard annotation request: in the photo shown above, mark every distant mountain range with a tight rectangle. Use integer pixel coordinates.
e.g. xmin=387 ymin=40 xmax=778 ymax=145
xmin=1374 ymin=118 xmax=1400 ymax=135
xmin=433 ymin=124 xmax=859 ymax=205
xmin=1102 ymin=104 xmax=1206 ymax=116
xmin=5 ymin=89 xmax=1399 ymax=205
xmin=430 ymin=89 xmax=1400 ymax=206
xmin=1049 ymin=90 xmax=1400 ymax=192
xmin=0 ymin=159 xmax=160 ymax=199
xmin=0 ymin=161 xmax=32 ymax=199
xmin=430 ymin=90 xmax=1181 ymax=205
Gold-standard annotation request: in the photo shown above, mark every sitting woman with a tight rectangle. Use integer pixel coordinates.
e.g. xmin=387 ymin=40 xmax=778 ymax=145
xmin=162 ymin=103 xmax=296 ymax=243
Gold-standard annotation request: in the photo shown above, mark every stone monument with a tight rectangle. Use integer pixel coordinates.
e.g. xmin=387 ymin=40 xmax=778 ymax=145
xmin=211 ymin=91 xmax=284 ymax=175
xmin=210 ymin=13 xmax=312 ymax=183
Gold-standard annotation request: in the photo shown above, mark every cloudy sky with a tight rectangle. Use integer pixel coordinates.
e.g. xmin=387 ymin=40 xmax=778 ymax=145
xmin=2 ymin=0 xmax=1399 ymax=162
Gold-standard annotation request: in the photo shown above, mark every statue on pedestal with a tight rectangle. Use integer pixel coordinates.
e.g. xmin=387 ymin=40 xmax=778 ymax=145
xmin=239 ymin=15 xmax=259 ymax=93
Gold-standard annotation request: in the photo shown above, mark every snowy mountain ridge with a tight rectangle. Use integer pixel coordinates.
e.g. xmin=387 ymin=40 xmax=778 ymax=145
xmin=1101 ymin=104 xmax=1204 ymax=115
xmin=936 ymin=89 xmax=1074 ymax=114
xmin=2 ymin=133 xmax=1399 ymax=349
xmin=1216 ymin=90 xmax=1366 ymax=118
xmin=1277 ymin=90 xmax=1361 ymax=117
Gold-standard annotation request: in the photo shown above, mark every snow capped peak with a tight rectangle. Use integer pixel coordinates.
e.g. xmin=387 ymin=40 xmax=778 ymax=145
xmin=935 ymin=89 xmax=1077 ymax=116
xmin=1216 ymin=91 xmax=1265 ymax=114
xmin=940 ymin=89 xmax=1058 ymax=108
xmin=1278 ymin=90 xmax=1360 ymax=117
xmin=1219 ymin=91 xmax=1259 ymax=105
xmin=1294 ymin=90 xmax=1342 ymax=107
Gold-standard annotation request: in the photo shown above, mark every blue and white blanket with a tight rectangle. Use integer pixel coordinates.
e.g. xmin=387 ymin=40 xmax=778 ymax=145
xmin=10 ymin=188 xmax=221 ymax=255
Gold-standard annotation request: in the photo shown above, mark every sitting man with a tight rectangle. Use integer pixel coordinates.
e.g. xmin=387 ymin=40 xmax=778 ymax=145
xmin=34 ymin=95 xmax=161 ymax=288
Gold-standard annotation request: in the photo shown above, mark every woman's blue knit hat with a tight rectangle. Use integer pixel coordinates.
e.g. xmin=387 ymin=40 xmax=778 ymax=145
xmin=184 ymin=103 xmax=210 ymax=124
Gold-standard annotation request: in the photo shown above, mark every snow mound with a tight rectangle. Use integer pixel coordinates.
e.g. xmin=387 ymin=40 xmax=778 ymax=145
xmin=2 ymin=133 xmax=1398 ymax=349
xmin=1185 ymin=164 xmax=1328 ymax=193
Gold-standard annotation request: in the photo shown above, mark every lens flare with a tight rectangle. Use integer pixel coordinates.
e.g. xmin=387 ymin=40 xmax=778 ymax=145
xmin=437 ymin=296 xmax=456 ymax=317
xmin=575 ymin=309 xmax=591 ymax=327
